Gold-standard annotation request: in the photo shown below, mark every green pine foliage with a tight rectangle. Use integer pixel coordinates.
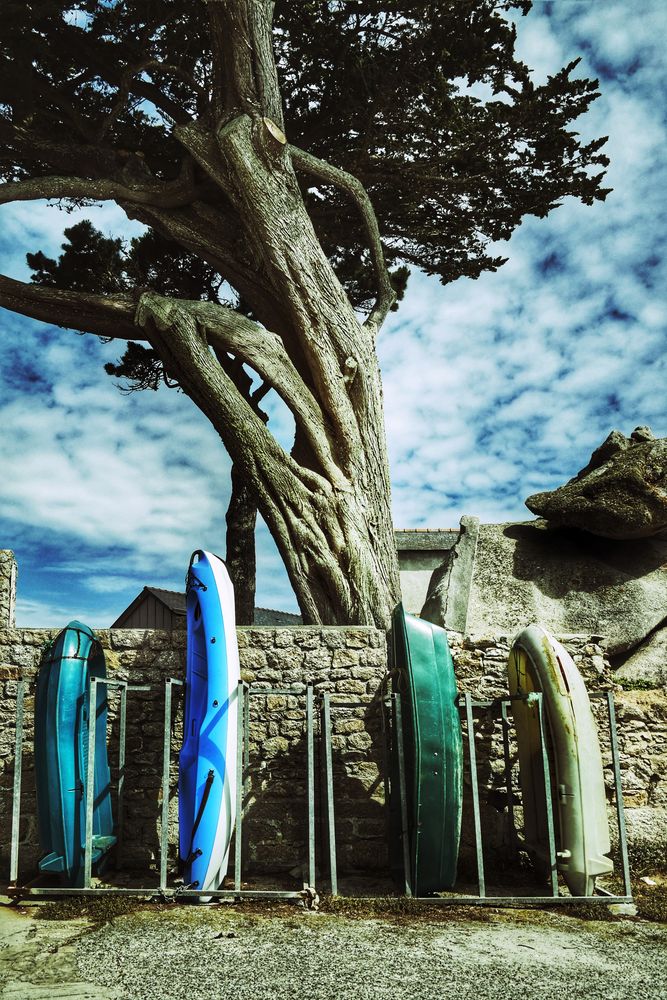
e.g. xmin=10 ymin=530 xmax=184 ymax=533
xmin=4 ymin=2 xmax=609 ymax=310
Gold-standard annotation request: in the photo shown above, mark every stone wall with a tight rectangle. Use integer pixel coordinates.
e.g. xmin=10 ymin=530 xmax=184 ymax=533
xmin=0 ymin=551 xmax=665 ymax=889
xmin=0 ymin=551 xmax=16 ymax=629
xmin=0 ymin=595 xmax=388 ymax=882
xmin=447 ymin=632 xmax=667 ymax=870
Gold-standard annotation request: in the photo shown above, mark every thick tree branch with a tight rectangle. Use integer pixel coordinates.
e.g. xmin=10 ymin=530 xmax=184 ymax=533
xmin=247 ymin=2 xmax=284 ymax=129
xmin=135 ymin=290 xmax=329 ymax=497
xmin=289 ymin=144 xmax=396 ymax=335
xmin=204 ymin=0 xmax=283 ymax=126
xmin=120 ymin=199 xmax=291 ymax=334
xmin=0 ymin=174 xmax=202 ymax=210
xmin=213 ymin=114 xmax=364 ymax=465
xmin=0 ymin=274 xmax=138 ymax=340
xmin=1 ymin=124 xmax=120 ymax=175
xmin=117 ymin=77 xmax=193 ymax=127
xmin=185 ymin=300 xmax=348 ymax=488
xmin=205 ymin=0 xmax=259 ymax=119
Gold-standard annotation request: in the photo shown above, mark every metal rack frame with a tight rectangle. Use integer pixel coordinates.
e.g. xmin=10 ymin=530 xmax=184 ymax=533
xmin=7 ymin=674 xmax=633 ymax=908
xmin=8 ymin=675 xmax=151 ymax=898
xmin=313 ymin=691 xmax=388 ymax=899
xmin=157 ymin=678 xmax=316 ymax=902
xmin=317 ymin=689 xmax=633 ymax=906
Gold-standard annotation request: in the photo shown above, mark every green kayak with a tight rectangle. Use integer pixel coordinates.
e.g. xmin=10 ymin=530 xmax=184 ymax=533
xmin=391 ymin=604 xmax=463 ymax=894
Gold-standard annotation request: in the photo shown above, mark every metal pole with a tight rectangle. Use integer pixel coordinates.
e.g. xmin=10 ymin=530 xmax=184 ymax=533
xmin=500 ymin=699 xmax=516 ymax=848
xmin=393 ymin=693 xmax=412 ymax=897
xmin=464 ymin=693 xmax=486 ymax=898
xmin=83 ymin=676 xmax=97 ymax=889
xmin=9 ymin=677 xmax=26 ymax=885
xmin=380 ymin=695 xmax=392 ymax=849
xmin=159 ymin=679 xmax=174 ymax=892
xmin=243 ymin=683 xmax=250 ymax=770
xmin=536 ymin=692 xmax=559 ymax=897
xmin=322 ymin=693 xmax=338 ymax=896
xmin=606 ymin=691 xmax=632 ymax=898
xmin=117 ymin=683 xmax=127 ymax=865
xmin=234 ymin=680 xmax=245 ymax=893
xmin=306 ymin=684 xmax=316 ymax=890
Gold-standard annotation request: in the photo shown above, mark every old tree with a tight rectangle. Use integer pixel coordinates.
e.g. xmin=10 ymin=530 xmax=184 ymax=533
xmin=0 ymin=2 xmax=609 ymax=626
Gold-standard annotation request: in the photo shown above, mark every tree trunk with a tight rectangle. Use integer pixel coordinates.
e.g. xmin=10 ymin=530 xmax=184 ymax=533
xmin=225 ymin=463 xmax=258 ymax=625
xmin=132 ymin=3 xmax=403 ymax=626
xmin=138 ymin=286 xmax=401 ymax=628
xmin=126 ymin=64 xmax=405 ymax=627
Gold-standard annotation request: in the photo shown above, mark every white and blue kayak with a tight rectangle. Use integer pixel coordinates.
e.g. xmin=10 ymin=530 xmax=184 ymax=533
xmin=179 ymin=550 xmax=240 ymax=895
xmin=508 ymin=624 xmax=613 ymax=897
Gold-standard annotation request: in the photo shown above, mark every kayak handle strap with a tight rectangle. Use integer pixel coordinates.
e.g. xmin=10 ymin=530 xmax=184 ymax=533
xmin=181 ymin=769 xmax=215 ymax=869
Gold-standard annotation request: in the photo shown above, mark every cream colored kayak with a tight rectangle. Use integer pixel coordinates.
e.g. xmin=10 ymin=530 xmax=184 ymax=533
xmin=508 ymin=624 xmax=613 ymax=896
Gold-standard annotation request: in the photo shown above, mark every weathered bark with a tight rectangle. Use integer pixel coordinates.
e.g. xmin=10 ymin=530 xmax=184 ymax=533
xmin=134 ymin=289 xmax=400 ymax=627
xmin=225 ymin=464 xmax=257 ymax=625
xmin=0 ymin=275 xmax=137 ymax=340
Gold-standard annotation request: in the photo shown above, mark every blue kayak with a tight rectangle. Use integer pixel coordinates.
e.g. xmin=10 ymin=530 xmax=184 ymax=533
xmin=179 ymin=551 xmax=240 ymax=895
xmin=34 ymin=621 xmax=115 ymax=886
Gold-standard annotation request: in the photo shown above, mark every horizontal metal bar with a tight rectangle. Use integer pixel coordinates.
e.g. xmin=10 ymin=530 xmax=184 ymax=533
xmin=5 ymin=885 xmax=632 ymax=906
xmin=327 ymin=895 xmax=634 ymax=907
xmin=5 ymin=886 xmax=307 ymax=900
xmin=6 ymin=887 xmax=160 ymax=897
xmin=246 ymin=690 xmax=379 ymax=707
xmin=458 ymin=696 xmax=537 ymax=711
xmin=105 ymin=682 xmax=152 ymax=692
xmin=176 ymin=890 xmax=306 ymax=899
xmin=458 ymin=698 xmax=497 ymax=709
xmin=166 ymin=677 xmax=184 ymax=687
xmin=23 ymin=677 xmax=152 ymax=693
xmin=248 ymin=688 xmax=308 ymax=697
xmin=459 ymin=691 xmax=612 ymax=711
xmin=324 ymin=700 xmax=379 ymax=710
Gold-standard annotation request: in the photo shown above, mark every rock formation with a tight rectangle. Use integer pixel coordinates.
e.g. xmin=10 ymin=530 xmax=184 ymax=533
xmin=525 ymin=427 xmax=667 ymax=539
xmin=615 ymin=627 xmax=667 ymax=689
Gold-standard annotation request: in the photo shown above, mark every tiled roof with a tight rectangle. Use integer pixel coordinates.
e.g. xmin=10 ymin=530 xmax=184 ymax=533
xmin=253 ymin=607 xmax=302 ymax=626
xmin=145 ymin=588 xmax=186 ymax=615
xmin=114 ymin=587 xmax=302 ymax=625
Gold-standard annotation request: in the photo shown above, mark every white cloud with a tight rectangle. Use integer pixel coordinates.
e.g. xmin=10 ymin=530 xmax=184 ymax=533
xmin=512 ymin=14 xmax=566 ymax=84
xmin=1 ymin=0 xmax=666 ymax=623
xmin=0 ymin=201 xmax=145 ymax=281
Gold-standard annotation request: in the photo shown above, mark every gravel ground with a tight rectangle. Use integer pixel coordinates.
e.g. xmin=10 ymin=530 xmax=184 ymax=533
xmin=2 ymin=903 xmax=667 ymax=1000
xmin=75 ymin=907 xmax=667 ymax=1000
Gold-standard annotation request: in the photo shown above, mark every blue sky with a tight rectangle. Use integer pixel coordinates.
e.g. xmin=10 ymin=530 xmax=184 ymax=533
xmin=1 ymin=1 xmax=665 ymax=626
